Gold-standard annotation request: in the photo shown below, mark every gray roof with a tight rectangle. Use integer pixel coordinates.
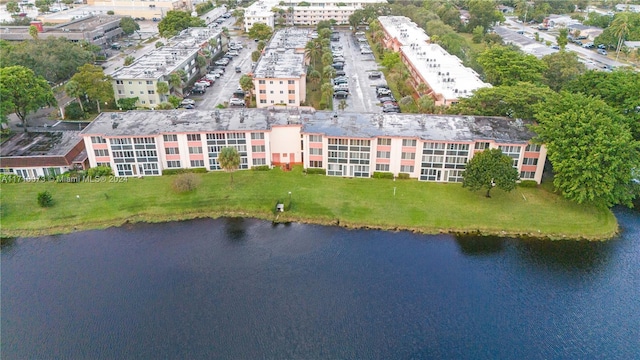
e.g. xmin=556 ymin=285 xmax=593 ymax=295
xmin=254 ymin=28 xmax=309 ymax=79
xmin=0 ymin=131 xmax=82 ymax=157
xmin=81 ymin=109 xmax=535 ymax=143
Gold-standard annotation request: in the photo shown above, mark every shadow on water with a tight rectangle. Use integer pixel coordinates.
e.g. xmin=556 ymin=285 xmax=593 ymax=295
xmin=1 ymin=237 xmax=17 ymax=254
xmin=516 ymin=238 xmax=614 ymax=273
xmin=455 ymin=235 xmax=505 ymax=256
xmin=224 ymin=217 xmax=246 ymax=242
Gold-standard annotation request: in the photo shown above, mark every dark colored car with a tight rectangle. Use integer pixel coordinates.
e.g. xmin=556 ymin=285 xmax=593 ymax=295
xmin=382 ymin=105 xmax=400 ymax=113
xmin=334 ymin=91 xmax=349 ymax=99
xmin=333 ymin=77 xmax=348 ymax=85
xmin=336 ymin=70 xmax=346 ymax=77
xmin=368 ymin=71 xmax=382 ymax=79
xmin=378 ymin=96 xmax=396 ymax=103
xmin=332 ymin=62 xmax=344 ymax=70
xmin=376 ymin=84 xmax=390 ymax=90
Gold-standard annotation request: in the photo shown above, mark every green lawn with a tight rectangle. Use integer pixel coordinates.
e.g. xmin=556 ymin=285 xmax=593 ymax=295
xmin=0 ymin=168 xmax=617 ymax=239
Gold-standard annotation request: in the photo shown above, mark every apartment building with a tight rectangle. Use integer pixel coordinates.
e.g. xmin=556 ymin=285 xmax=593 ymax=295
xmin=253 ymin=28 xmax=309 ymax=108
xmin=86 ymin=0 xmax=193 ymax=19
xmin=80 ymin=108 xmax=546 ymax=184
xmin=243 ymin=0 xmax=386 ymax=30
xmin=0 ymin=16 xmax=123 ymax=47
xmin=110 ymin=27 xmax=223 ymax=108
xmin=0 ymin=131 xmax=88 ymax=179
xmin=378 ymin=16 xmax=491 ymax=106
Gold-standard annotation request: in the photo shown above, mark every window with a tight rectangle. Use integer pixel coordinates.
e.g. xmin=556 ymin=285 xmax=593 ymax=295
xmin=189 ymin=147 xmax=203 ymax=154
xmin=146 ymin=80 xmax=153 ymax=85
xmin=148 ymin=90 xmax=155 ymax=94
xmin=116 ymin=80 xmax=123 ymax=85
xmin=401 ymin=152 xmax=416 ymax=160
xmin=251 ymin=145 xmax=265 ymax=152
xmin=376 ymin=151 xmax=390 ymax=158
xmin=289 ymin=100 xmax=295 ymax=104
xmin=400 ymin=165 xmax=414 ymax=173
xmin=165 ymin=147 xmax=179 ymax=155
xmin=475 ymin=142 xmax=490 ymax=150
xmin=259 ymin=90 xmax=266 ymax=94
xmin=135 ymin=150 xmax=157 ymax=158
xmin=288 ymin=80 xmax=295 ymax=84
xmin=167 ymin=161 xmax=181 ymax=168
xmin=309 ymin=148 xmax=322 ymax=155
xmin=163 ymin=134 xmax=177 ymax=142
xmin=526 ymin=144 xmax=541 ymax=152
xmin=260 ymin=99 xmax=267 ymax=103
xmin=270 ymin=91 xmax=274 ymax=94
xmin=96 ymin=162 xmax=110 ymax=168
xmin=110 ymin=138 xmax=132 ymax=145
xmin=375 ymin=164 xmax=389 ymax=171
xmin=523 ymin=157 xmax=538 ymax=165
xmin=259 ymin=80 xmax=265 ymax=84
xmin=138 ymin=81 xmax=142 ymax=85
xmin=288 ymin=90 xmax=295 ymax=94
xmin=190 ymin=160 xmax=205 ymax=167
xmin=309 ymin=135 xmax=322 ymax=142
xmin=252 ymin=158 xmax=266 ymax=166
xmin=269 ymin=81 xmax=273 ymax=84
xmin=280 ymin=90 xmax=284 ymax=94
xmin=520 ymin=171 xmax=535 ymax=179
xmin=251 ymin=132 xmax=265 ymax=140
xmin=279 ymin=81 xmax=283 ymax=84
xmin=402 ymin=139 xmax=416 ymax=147
xmin=118 ymin=90 xmax=123 ymax=94
xmin=94 ymin=149 xmax=109 ymax=157
xmin=129 ymin=91 xmax=134 ymax=95
xmin=133 ymin=137 xmax=155 ymax=144
xmin=187 ymin=134 xmax=201 ymax=141
xmin=309 ymin=160 xmax=323 ymax=168
xmin=377 ymin=138 xmax=391 ymax=146
xmin=140 ymin=91 xmax=144 ymax=94
xmin=91 ymin=136 xmax=106 ymax=144
xmin=128 ymin=81 xmax=132 ymax=85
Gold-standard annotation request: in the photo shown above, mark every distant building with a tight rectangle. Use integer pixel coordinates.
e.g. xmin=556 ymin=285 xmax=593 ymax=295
xmin=615 ymin=4 xmax=640 ymax=13
xmin=80 ymin=108 xmax=546 ymax=184
xmin=0 ymin=131 xmax=88 ymax=179
xmin=244 ymin=1 xmax=276 ymax=32
xmin=109 ymin=27 xmax=224 ymax=108
xmin=0 ymin=15 xmax=123 ymax=47
xmin=85 ymin=0 xmax=193 ymax=19
xmin=253 ymin=28 xmax=309 ymax=108
xmin=378 ymin=16 xmax=491 ymax=106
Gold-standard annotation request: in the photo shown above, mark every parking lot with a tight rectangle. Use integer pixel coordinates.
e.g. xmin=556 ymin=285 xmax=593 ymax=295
xmin=330 ymin=30 xmax=389 ymax=114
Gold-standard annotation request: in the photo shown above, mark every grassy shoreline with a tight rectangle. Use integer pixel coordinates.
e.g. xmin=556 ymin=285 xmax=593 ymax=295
xmin=0 ymin=168 xmax=618 ymax=240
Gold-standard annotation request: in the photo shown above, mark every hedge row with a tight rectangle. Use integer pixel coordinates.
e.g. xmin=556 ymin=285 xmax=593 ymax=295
xmin=162 ymin=168 xmax=208 ymax=175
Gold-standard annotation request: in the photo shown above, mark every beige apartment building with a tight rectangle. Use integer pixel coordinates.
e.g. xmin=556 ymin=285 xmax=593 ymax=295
xmin=86 ymin=0 xmax=192 ymax=18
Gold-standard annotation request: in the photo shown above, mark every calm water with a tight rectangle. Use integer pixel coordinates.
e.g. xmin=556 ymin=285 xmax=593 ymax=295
xmin=2 ymin=209 xmax=639 ymax=359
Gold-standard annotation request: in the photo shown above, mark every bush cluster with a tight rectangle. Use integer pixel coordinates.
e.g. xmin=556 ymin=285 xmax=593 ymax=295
xmin=397 ymin=173 xmax=410 ymax=180
xmin=37 ymin=191 xmax=54 ymax=207
xmin=518 ymin=180 xmax=538 ymax=188
xmin=304 ymin=168 xmax=326 ymax=175
xmin=162 ymin=168 xmax=208 ymax=175
xmin=172 ymin=173 xmax=201 ymax=193
xmin=372 ymin=172 xmax=394 ymax=179
xmin=251 ymin=165 xmax=271 ymax=171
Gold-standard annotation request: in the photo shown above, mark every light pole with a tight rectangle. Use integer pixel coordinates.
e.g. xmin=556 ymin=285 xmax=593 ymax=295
xmin=288 ymin=191 xmax=292 ymax=203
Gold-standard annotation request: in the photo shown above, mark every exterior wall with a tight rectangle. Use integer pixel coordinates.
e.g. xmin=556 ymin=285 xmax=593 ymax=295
xmin=0 ymin=165 xmax=72 ymax=180
xmin=254 ymin=77 xmax=305 ymax=108
xmin=245 ymin=14 xmax=275 ymax=32
xmin=269 ymin=125 xmax=302 ymax=166
xmin=113 ymin=78 xmax=163 ymax=108
xmin=87 ymin=0 xmax=192 ymax=18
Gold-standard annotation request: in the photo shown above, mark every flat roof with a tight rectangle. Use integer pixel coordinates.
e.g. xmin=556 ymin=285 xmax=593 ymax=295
xmin=378 ymin=16 xmax=430 ymax=45
xmin=0 ymin=131 xmax=82 ymax=157
xmin=110 ymin=27 xmax=219 ymax=80
xmin=81 ymin=109 xmax=535 ymax=144
xmin=254 ymin=28 xmax=309 ymax=79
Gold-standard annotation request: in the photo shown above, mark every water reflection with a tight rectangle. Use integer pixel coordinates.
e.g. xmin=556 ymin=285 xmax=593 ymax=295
xmin=516 ymin=239 xmax=613 ymax=273
xmin=225 ymin=217 xmax=246 ymax=242
xmin=455 ymin=235 xmax=504 ymax=256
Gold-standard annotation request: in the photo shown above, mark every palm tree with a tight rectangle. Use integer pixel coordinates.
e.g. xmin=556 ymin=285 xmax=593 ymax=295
xmin=219 ymin=147 xmax=240 ymax=184
xmin=610 ymin=13 xmax=630 ymax=61
xmin=416 ymin=83 xmax=428 ymax=96
xmin=65 ymin=80 xmax=84 ymax=113
xmin=321 ymin=52 xmax=333 ymax=67
xmin=322 ymin=65 xmax=336 ymax=80
xmin=417 ymin=95 xmax=435 ymax=113
xmin=308 ymin=69 xmax=321 ymax=90
xmin=305 ymin=39 xmax=323 ymax=68
xmin=156 ymin=81 xmax=169 ymax=102
xmin=320 ymin=82 xmax=334 ymax=107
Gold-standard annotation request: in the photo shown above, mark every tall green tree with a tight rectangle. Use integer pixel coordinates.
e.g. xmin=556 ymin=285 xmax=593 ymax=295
xmin=247 ymin=23 xmax=273 ymax=41
xmin=304 ymin=39 xmax=323 ymax=69
xmin=6 ymin=1 xmax=20 ymax=14
xmin=251 ymin=50 xmax=261 ymax=63
xmin=218 ymin=147 xmax=241 ymax=184
xmin=157 ymin=11 xmax=206 ymax=38
xmin=381 ymin=52 xmax=400 ymax=70
xmin=533 ymin=92 xmax=639 ymax=207
xmin=64 ymin=80 xmax=84 ymax=113
xmin=467 ymin=0 xmax=505 ymax=33
xmin=156 ymin=81 xmax=169 ymax=102
xmin=556 ymin=27 xmax=568 ymax=50
xmin=69 ymin=64 xmax=113 ymax=112
xmin=462 ymin=148 xmax=519 ymax=198
xmin=307 ymin=69 xmax=321 ymax=90
xmin=541 ymin=51 xmax=586 ymax=91
xmin=28 ymin=25 xmax=39 ymax=40
xmin=120 ymin=17 xmax=140 ymax=36
xmin=239 ymin=74 xmax=254 ymax=98
xmin=477 ymin=46 xmax=547 ymax=86
xmin=0 ymin=66 xmax=56 ymax=129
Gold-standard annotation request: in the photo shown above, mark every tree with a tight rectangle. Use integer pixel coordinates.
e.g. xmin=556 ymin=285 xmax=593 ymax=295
xmin=167 ymin=95 xmax=181 ymax=108
xmin=29 ymin=25 xmax=39 ymax=40
xmin=0 ymin=66 xmax=56 ymax=129
xmin=251 ymin=50 xmax=261 ymax=63
xmin=381 ymin=52 xmax=400 ymax=70
xmin=218 ymin=147 xmax=241 ymax=184
xmin=247 ymin=23 xmax=273 ymax=41
xmin=124 ymin=55 xmax=135 ymax=66
xmin=463 ymin=148 xmax=519 ymax=198
xmin=557 ymin=28 xmax=568 ymax=50
xmin=232 ymin=9 xmax=244 ymax=27
xmin=120 ymin=17 xmax=140 ymax=36
xmin=533 ymin=92 xmax=639 ymax=207
xmin=156 ymin=81 xmax=169 ymax=102
xmin=65 ymin=80 xmax=85 ymax=113
xmin=467 ymin=0 xmax=505 ymax=33
xmin=472 ymin=26 xmax=485 ymax=43
xmin=157 ymin=11 xmax=206 ymax=38
xmin=307 ymin=69 xmax=321 ymax=90
xmin=320 ymin=82 xmax=333 ymax=108
xmin=417 ymin=95 xmax=435 ymax=113
xmin=257 ymin=40 xmax=266 ymax=52
xmin=117 ymin=97 xmax=139 ymax=110
xmin=69 ymin=64 xmax=113 ymax=112
xmin=239 ymin=74 xmax=254 ymax=98
xmin=609 ymin=13 xmax=631 ymax=61
xmin=168 ymin=72 xmax=184 ymax=95
xmin=37 ymin=191 xmax=54 ymax=207
xmin=477 ymin=46 xmax=547 ymax=86
xmin=304 ymin=39 xmax=323 ymax=69
xmin=448 ymin=82 xmax=556 ymax=120
xmin=322 ymin=65 xmax=335 ymax=80
xmin=321 ymin=52 xmax=333 ymax=67
xmin=540 ymin=51 xmax=586 ymax=92
xmin=6 ymin=1 xmax=20 ymax=14
xmin=155 ymin=41 xmax=165 ymax=49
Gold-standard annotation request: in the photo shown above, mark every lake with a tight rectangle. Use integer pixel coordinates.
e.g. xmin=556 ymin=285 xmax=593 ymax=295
xmin=2 ymin=208 xmax=639 ymax=359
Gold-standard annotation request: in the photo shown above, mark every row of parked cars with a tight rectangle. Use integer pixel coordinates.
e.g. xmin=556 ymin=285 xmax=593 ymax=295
xmin=355 ymin=32 xmax=373 ymax=55
xmin=330 ymin=44 xmax=350 ymax=99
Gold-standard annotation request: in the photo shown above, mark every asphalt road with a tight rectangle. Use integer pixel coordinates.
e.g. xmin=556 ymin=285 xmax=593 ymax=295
xmin=331 ymin=30 xmax=387 ymax=114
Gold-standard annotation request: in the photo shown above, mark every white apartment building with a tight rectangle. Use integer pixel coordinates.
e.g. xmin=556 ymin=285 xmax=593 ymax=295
xmin=110 ymin=27 xmax=223 ymax=109
xmin=253 ymin=28 xmax=309 ymax=108
xmin=378 ymin=16 xmax=491 ymax=106
xmin=86 ymin=0 xmax=193 ymax=19
xmin=244 ymin=1 xmax=276 ymax=32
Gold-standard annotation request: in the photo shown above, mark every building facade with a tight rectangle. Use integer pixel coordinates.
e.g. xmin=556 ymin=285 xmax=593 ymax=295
xmin=110 ymin=27 xmax=224 ymax=108
xmin=81 ymin=109 xmax=546 ymax=184
xmin=86 ymin=0 xmax=193 ymax=19
xmin=378 ymin=16 xmax=491 ymax=106
xmin=253 ymin=28 xmax=308 ymax=108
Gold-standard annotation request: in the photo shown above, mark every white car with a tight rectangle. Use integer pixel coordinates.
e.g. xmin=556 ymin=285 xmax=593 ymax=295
xmin=228 ymin=50 xmax=239 ymax=57
xmin=229 ymin=98 xmax=245 ymax=106
xmin=195 ymin=81 xmax=210 ymax=88
xmin=181 ymin=99 xmax=195 ymax=105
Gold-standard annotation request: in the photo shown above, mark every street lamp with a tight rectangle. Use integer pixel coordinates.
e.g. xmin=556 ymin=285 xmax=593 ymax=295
xmin=288 ymin=191 xmax=292 ymax=203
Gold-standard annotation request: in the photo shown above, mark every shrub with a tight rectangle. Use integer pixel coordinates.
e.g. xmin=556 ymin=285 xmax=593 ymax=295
xmin=162 ymin=168 xmax=207 ymax=176
xmin=305 ymin=168 xmax=326 ymax=175
xmin=64 ymin=102 xmax=85 ymax=120
xmin=107 ymin=10 xmax=115 ymax=15
xmin=172 ymin=173 xmax=201 ymax=192
xmin=87 ymin=165 xmax=113 ymax=178
xmin=519 ymin=180 xmax=538 ymax=188
xmin=373 ymin=171 xmax=394 ymax=179
xmin=251 ymin=165 xmax=271 ymax=171
xmin=397 ymin=173 xmax=411 ymax=180
xmin=37 ymin=191 xmax=54 ymax=207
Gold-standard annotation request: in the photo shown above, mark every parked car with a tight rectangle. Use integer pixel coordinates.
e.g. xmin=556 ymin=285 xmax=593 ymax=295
xmin=551 ymin=45 xmax=560 ymax=50
xmin=333 ymin=77 xmax=348 ymax=85
xmin=195 ymin=80 xmax=211 ymax=88
xmin=228 ymin=50 xmax=239 ymax=57
xmin=378 ymin=95 xmax=396 ymax=103
xmin=368 ymin=71 xmax=382 ymax=79
xmin=582 ymin=42 xmax=595 ymax=49
xmin=598 ymin=48 xmax=608 ymax=55
xmin=361 ymin=48 xmax=373 ymax=55
xmin=382 ymin=105 xmax=400 ymax=113
xmin=334 ymin=84 xmax=349 ymax=92
xmin=181 ymin=99 xmax=196 ymax=105
xmin=200 ymin=77 xmax=214 ymax=85
xmin=333 ymin=56 xmax=345 ymax=63
xmin=332 ymin=63 xmax=344 ymax=70
xmin=377 ymin=88 xmax=392 ymax=97
xmin=598 ymin=44 xmax=606 ymax=50
xmin=376 ymin=84 xmax=390 ymax=91
xmin=229 ymin=98 xmax=245 ymax=107
xmin=192 ymin=87 xmax=206 ymax=94
xmin=235 ymin=66 xmax=242 ymax=73
xmin=334 ymin=90 xmax=349 ymax=99
xmin=215 ymin=60 xmax=228 ymax=66
xmin=182 ymin=104 xmax=195 ymax=109
xmin=335 ymin=70 xmax=346 ymax=77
